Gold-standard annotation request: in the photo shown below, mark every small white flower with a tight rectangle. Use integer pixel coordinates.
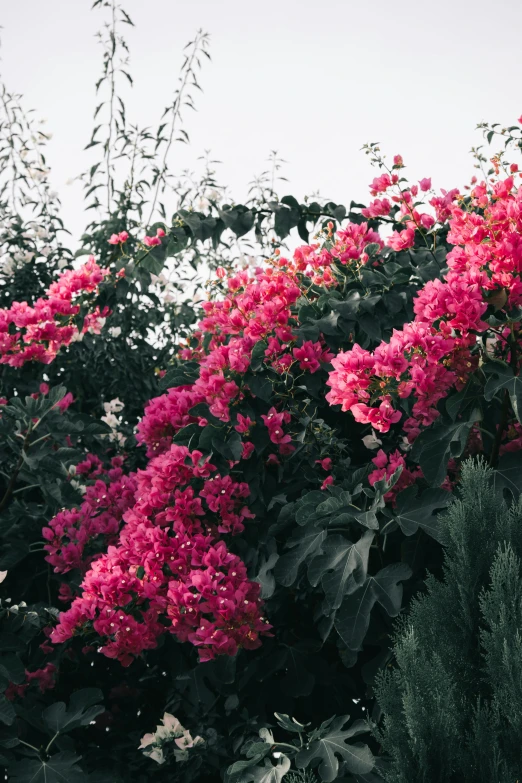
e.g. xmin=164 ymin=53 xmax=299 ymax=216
xmin=207 ymin=188 xmax=221 ymax=203
xmin=145 ymin=747 xmax=164 ymax=764
xmin=70 ymin=479 xmax=87 ymax=495
xmin=362 ymin=430 xmax=383 ymax=450
xmin=14 ymin=250 xmax=34 ymax=264
xmin=1 ymin=257 xmax=16 ymax=277
xmin=108 ymin=326 xmax=122 ymax=338
xmin=138 ymin=732 xmax=156 ymax=749
xmin=0 ymin=571 xmax=8 ymax=584
xmin=161 ymin=713 xmax=183 ymax=734
xmin=399 ymin=436 xmax=412 ymax=452
xmin=485 ymin=336 xmax=498 ymax=357
xmin=103 ymin=398 xmax=124 ymax=414
xmin=101 ymin=412 xmax=119 ymax=429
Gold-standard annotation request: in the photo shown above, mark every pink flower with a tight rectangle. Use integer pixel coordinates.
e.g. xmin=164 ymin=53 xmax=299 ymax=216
xmin=369 ymin=173 xmax=392 ymax=195
xmin=361 ymin=198 xmax=392 ymax=219
xmin=387 ymin=228 xmax=415 ymax=251
xmin=242 ymin=441 xmax=255 ymax=460
xmin=235 ymin=414 xmax=253 ymax=434
xmin=419 ymin=213 xmax=435 ymax=230
xmin=108 ymin=231 xmax=129 ymax=245
xmin=352 ymin=398 xmax=402 ymax=433
xmin=321 ymin=475 xmax=334 ymax=490
xmin=156 ymin=228 xmax=166 ymax=238
xmin=143 ymin=235 xmax=162 ymax=247
xmin=419 ymin=178 xmax=432 ymax=192
xmin=57 ymin=392 xmax=74 ymax=412
xmin=39 ymin=383 xmax=50 ymax=395
xmin=316 ymin=458 xmax=332 ymax=470
xmin=393 ymin=154 xmax=404 ymax=167
xmin=293 ymin=341 xmax=322 ymax=373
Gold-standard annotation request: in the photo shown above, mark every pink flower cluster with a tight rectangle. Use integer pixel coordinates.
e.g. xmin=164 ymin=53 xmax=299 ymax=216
xmin=291 ymin=221 xmax=383 ymax=285
xmin=5 ymin=663 xmax=57 ymax=701
xmin=137 ymin=386 xmax=204 ymax=457
xmin=137 ymin=260 xmax=338 ymax=458
xmin=325 ymin=172 xmax=522 ymax=441
xmin=368 ymin=449 xmax=422 ymax=504
xmin=261 ymin=407 xmax=293 ymax=454
xmin=43 ymin=456 xmax=137 ymax=574
xmin=108 ymin=231 xmax=129 ymax=245
xmin=0 ymin=257 xmax=110 ymax=366
xmin=143 ymin=227 xmax=166 ymax=247
xmin=50 ymin=445 xmax=269 ymax=665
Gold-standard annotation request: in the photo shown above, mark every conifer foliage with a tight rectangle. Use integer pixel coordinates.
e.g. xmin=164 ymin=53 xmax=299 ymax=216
xmin=375 ymin=459 xmax=522 ymax=782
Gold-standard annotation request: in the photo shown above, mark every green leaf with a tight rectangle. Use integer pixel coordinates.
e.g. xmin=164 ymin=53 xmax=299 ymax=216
xmin=273 ymin=204 xmax=299 ymax=239
xmin=250 ymin=341 xmax=268 ymax=372
xmin=242 ymin=755 xmax=291 ymax=783
xmin=42 ymin=688 xmax=104 ymax=734
xmin=394 ymin=486 xmax=452 ymax=543
xmin=0 ymin=694 xmax=16 ymax=726
xmin=445 ymin=380 xmax=482 ymax=422
xmin=334 ymin=563 xmax=412 ymax=651
xmin=358 ymin=313 xmax=381 ymax=342
xmin=295 ymin=716 xmax=374 ymax=780
xmin=212 ymin=431 xmax=243 ymax=462
xmin=308 ymin=532 xmax=374 ymax=612
xmin=254 ymin=542 xmax=279 ymax=599
xmin=493 ymin=451 xmax=522 ymax=496
xmin=274 ymin=713 xmax=309 ymax=733
xmin=220 ymin=207 xmax=255 ymax=238
xmin=274 ymin=522 xmax=327 ymax=586
xmin=411 ymin=416 xmax=478 ymax=486
xmin=8 ymin=752 xmax=87 ymax=783
xmin=483 ymin=361 xmax=522 ymax=424
xmin=159 ymin=361 xmax=200 ymax=390
xmin=245 ymin=373 xmax=273 ymax=403
xmin=312 ymin=311 xmax=339 ymax=336
xmin=0 ymin=654 xmax=25 ymax=685
xmin=224 ymin=752 xmax=271 ymax=783
xmin=334 ymin=291 xmax=361 ymax=319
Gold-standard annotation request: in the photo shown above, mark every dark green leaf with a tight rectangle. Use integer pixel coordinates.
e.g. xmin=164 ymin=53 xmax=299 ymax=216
xmin=394 ymin=486 xmax=452 ymax=543
xmin=295 ymin=716 xmax=374 ymax=780
xmin=334 ymin=563 xmax=412 ymax=651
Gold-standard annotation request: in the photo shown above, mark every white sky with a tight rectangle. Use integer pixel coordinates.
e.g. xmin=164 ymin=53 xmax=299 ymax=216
xmin=2 ymin=0 xmax=522 ymax=244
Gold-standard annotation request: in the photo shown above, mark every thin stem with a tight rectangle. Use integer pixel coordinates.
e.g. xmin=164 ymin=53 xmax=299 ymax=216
xmin=0 ymin=422 xmax=33 ymax=513
xmin=45 ymin=732 xmax=60 ymax=755
xmin=13 ymin=483 xmax=40 ymax=495
xmin=147 ymin=31 xmax=206 ymax=225
xmin=106 ymin=0 xmax=117 ymax=213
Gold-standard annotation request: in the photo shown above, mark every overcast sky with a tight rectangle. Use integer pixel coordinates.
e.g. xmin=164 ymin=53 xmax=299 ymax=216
xmin=2 ymin=0 xmax=522 ymax=243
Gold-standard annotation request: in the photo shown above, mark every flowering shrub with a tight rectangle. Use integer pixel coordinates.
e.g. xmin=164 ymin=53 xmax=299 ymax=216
xmin=3 ymin=4 xmax=522 ymax=781
xmin=50 ymin=444 xmax=269 ymax=665
xmin=0 ymin=257 xmax=110 ymax=367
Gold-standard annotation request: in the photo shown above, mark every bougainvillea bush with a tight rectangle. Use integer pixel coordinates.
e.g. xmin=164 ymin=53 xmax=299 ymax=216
xmin=2 ymin=5 xmax=522 ymax=782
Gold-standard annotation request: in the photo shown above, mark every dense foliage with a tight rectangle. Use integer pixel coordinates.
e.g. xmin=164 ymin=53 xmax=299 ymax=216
xmin=2 ymin=4 xmax=522 ymax=781
xmin=376 ymin=460 xmax=522 ymax=781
